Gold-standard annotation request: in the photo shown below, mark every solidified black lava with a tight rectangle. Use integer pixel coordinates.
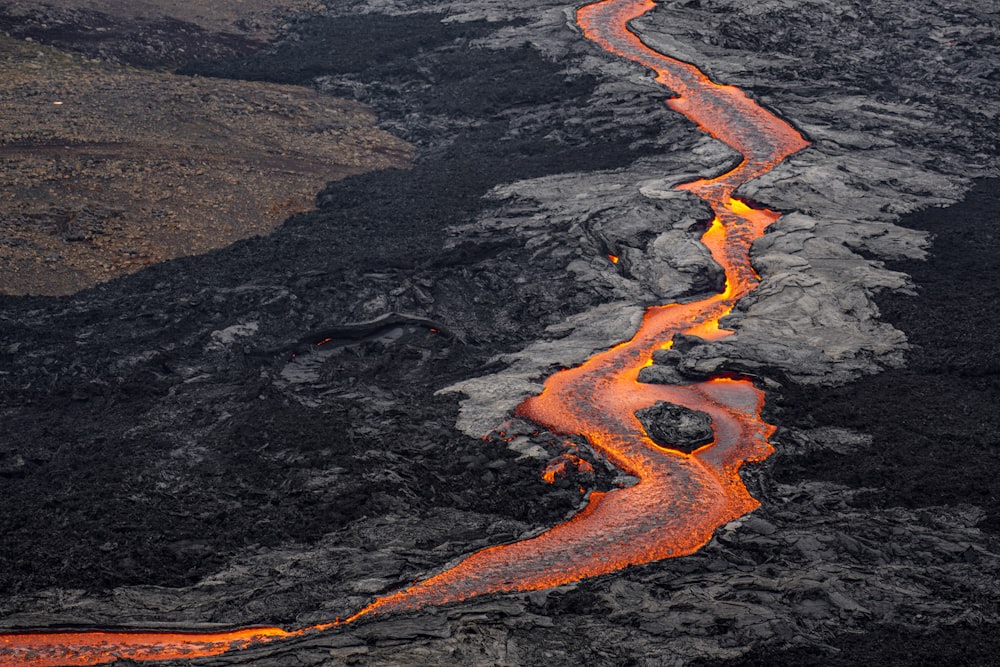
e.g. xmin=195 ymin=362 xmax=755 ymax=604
xmin=770 ymin=178 xmax=1000 ymax=533
xmin=742 ymin=178 xmax=1000 ymax=666
xmin=694 ymin=621 xmax=1000 ymax=667
xmin=0 ymin=10 xmax=671 ymax=597
xmin=635 ymin=401 xmax=714 ymax=452
xmin=0 ymin=7 xmax=262 ymax=69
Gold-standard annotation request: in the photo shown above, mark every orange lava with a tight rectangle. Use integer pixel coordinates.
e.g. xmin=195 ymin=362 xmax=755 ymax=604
xmin=0 ymin=1 xmax=808 ymax=664
xmin=541 ymin=453 xmax=595 ymax=483
xmin=341 ymin=0 xmax=808 ymax=620
xmin=0 ymin=627 xmax=300 ymax=667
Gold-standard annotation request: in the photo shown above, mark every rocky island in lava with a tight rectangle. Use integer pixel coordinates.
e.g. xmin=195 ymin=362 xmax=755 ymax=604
xmin=1 ymin=0 xmax=999 ymax=665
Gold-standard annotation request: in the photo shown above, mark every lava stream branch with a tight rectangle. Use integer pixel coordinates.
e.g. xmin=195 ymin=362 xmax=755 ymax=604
xmin=0 ymin=628 xmax=302 ymax=667
xmin=0 ymin=1 xmax=808 ymax=665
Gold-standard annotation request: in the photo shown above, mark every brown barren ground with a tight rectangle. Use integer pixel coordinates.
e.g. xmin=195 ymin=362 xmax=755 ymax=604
xmin=0 ymin=4 xmax=412 ymax=296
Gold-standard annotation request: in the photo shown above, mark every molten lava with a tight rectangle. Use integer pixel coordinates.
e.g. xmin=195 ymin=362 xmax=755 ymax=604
xmin=541 ymin=453 xmax=595 ymax=483
xmin=0 ymin=628 xmax=300 ymax=667
xmin=0 ymin=1 xmax=808 ymax=664
xmin=339 ymin=0 xmax=807 ymax=618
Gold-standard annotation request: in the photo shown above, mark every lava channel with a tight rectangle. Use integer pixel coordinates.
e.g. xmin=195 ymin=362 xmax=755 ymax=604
xmin=337 ymin=0 xmax=809 ymax=621
xmin=0 ymin=0 xmax=808 ymax=664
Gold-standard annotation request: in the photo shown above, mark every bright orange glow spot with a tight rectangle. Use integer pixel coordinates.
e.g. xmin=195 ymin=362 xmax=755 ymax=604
xmin=0 ymin=1 xmax=809 ymax=664
xmin=700 ymin=217 xmax=725 ymax=248
xmin=608 ymin=254 xmax=620 ymax=263
xmin=682 ymin=316 xmax=727 ymax=340
xmin=541 ymin=454 xmax=595 ymax=483
xmin=728 ymin=197 xmax=753 ymax=215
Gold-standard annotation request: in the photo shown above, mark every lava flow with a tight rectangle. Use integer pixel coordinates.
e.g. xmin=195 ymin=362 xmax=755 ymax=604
xmin=0 ymin=1 xmax=808 ymax=665
xmin=337 ymin=0 xmax=809 ymax=620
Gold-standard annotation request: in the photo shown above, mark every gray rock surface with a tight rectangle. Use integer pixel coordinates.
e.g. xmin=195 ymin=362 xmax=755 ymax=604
xmin=439 ymin=0 xmax=1000 ymax=425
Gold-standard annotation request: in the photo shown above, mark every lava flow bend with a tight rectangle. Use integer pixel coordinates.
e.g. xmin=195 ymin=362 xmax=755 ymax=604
xmin=0 ymin=1 xmax=808 ymax=665
xmin=342 ymin=0 xmax=809 ymax=620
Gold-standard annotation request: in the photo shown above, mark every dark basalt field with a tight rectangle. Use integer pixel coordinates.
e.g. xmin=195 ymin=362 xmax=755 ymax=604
xmin=728 ymin=177 xmax=1000 ymax=667
xmin=0 ymin=11 xmax=665 ymax=598
xmin=1 ymin=1 xmax=999 ymax=665
xmin=774 ymin=178 xmax=1000 ymax=533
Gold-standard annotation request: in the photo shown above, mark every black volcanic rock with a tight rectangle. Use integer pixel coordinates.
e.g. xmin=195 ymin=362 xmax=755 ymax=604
xmin=652 ymin=348 xmax=683 ymax=365
xmin=0 ymin=8 xmax=667 ymax=599
xmin=669 ymin=333 xmax=708 ymax=353
xmin=638 ymin=346 xmax=689 ymax=384
xmin=770 ymin=178 xmax=1000 ymax=529
xmin=635 ymin=401 xmax=714 ymax=452
xmin=0 ymin=5 xmax=263 ymax=69
xmin=636 ymin=364 xmax=687 ymax=385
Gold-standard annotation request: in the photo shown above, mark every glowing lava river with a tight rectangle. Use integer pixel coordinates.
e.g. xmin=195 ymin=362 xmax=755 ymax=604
xmin=0 ymin=1 xmax=808 ymax=664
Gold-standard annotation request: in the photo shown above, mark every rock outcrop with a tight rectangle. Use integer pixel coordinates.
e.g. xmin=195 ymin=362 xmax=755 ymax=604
xmin=635 ymin=401 xmax=714 ymax=452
